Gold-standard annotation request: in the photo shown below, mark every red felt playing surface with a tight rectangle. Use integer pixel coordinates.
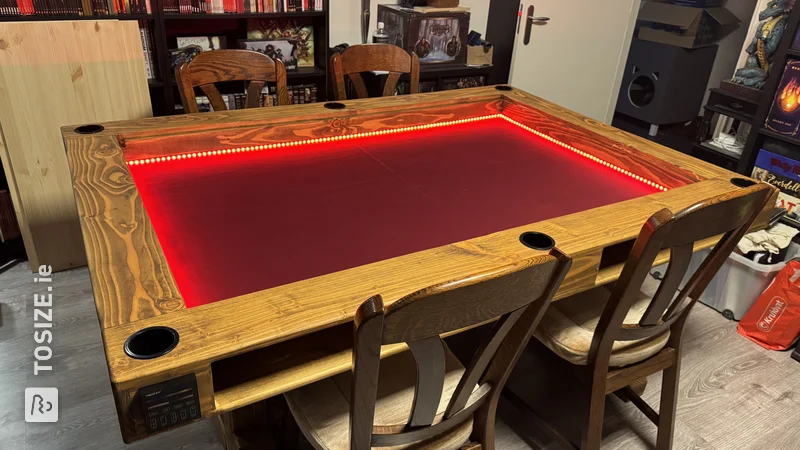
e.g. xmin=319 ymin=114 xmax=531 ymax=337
xmin=128 ymin=118 xmax=658 ymax=307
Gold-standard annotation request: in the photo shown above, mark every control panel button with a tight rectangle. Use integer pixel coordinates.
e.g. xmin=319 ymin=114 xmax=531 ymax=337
xmin=138 ymin=374 xmax=199 ymax=435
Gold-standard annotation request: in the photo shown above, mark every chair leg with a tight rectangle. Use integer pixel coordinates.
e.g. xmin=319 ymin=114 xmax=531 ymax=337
xmin=581 ymin=383 xmax=606 ymax=450
xmin=656 ymin=362 xmax=680 ymax=450
xmin=472 ymin=397 xmax=498 ymax=450
xmin=281 ymin=401 xmax=300 ymax=450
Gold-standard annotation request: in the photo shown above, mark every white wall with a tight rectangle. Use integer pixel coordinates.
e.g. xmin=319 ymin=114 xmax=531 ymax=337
xmin=329 ymin=0 xmax=490 ymax=46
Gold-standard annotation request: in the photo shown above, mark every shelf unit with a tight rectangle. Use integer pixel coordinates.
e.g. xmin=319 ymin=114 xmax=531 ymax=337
xmin=0 ymin=2 xmax=330 ymax=116
xmin=0 ymin=2 xmax=506 ymax=116
xmin=151 ymin=0 xmax=330 ymax=115
xmin=0 ymin=14 xmax=153 ymax=21
xmin=738 ymin=5 xmax=800 ymax=174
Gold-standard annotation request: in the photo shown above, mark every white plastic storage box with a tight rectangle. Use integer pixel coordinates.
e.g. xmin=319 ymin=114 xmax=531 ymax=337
xmin=646 ymin=243 xmax=799 ymax=320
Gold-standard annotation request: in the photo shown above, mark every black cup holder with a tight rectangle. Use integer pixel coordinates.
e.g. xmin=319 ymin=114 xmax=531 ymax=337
xmin=519 ymin=232 xmax=556 ymax=251
xmin=731 ymin=177 xmax=756 ymax=188
xmin=124 ymin=326 xmax=179 ymax=360
xmin=495 ymin=85 xmax=513 ymax=91
xmin=324 ymin=102 xmax=346 ymax=110
xmin=74 ymin=124 xmax=104 ymax=134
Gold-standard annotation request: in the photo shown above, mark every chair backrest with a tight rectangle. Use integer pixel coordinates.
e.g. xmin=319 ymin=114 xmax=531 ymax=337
xmin=588 ymin=182 xmax=773 ymax=363
xmin=330 ymin=44 xmax=420 ymax=100
xmin=349 ymin=249 xmax=572 ymax=449
xmin=176 ymin=49 xmax=289 ymax=114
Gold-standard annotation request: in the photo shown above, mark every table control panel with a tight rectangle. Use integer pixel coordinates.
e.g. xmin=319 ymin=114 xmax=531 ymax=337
xmin=139 ymin=374 xmax=199 ymax=433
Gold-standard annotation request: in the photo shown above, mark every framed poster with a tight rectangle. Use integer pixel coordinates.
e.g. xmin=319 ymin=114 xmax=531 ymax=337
xmin=240 ymin=39 xmax=298 ymax=71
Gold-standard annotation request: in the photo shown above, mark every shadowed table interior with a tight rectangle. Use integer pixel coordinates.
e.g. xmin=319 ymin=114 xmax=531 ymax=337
xmin=129 ymin=117 xmax=657 ymax=307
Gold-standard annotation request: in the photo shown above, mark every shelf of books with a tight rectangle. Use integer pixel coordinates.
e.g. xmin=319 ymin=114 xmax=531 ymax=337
xmin=162 ymin=0 xmax=323 ymax=15
xmin=0 ymin=0 xmax=151 ymax=18
xmin=149 ymin=0 xmax=328 ymax=115
xmin=0 ymin=0 xmax=318 ymax=17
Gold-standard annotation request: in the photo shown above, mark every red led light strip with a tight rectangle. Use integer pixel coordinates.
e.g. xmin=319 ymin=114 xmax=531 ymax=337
xmin=498 ymin=115 xmax=668 ymax=192
xmin=126 ymin=115 xmax=502 ymax=167
xmin=126 ymin=113 xmax=668 ymax=192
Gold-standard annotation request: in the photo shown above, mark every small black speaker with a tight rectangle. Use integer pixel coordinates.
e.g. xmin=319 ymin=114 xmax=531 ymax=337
xmin=616 ymin=39 xmax=718 ymax=127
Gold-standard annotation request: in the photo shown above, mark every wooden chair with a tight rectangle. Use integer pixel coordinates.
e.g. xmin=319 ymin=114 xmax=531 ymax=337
xmin=529 ymin=182 xmax=773 ymax=450
xmin=284 ymin=249 xmax=572 ymax=450
xmin=176 ymin=49 xmax=289 ymax=114
xmin=330 ymin=44 xmax=420 ymax=100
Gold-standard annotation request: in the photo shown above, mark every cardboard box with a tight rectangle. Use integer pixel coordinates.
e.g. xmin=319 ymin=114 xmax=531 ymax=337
xmin=466 ymin=45 xmax=493 ymax=66
xmin=378 ymin=4 xmax=469 ymax=65
xmin=637 ymin=1 xmax=740 ymax=48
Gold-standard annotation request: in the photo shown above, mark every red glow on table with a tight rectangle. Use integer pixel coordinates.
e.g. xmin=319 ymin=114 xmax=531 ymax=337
xmin=128 ymin=118 xmax=659 ymax=307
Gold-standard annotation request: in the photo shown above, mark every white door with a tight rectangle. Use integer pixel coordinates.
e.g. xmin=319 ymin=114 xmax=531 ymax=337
xmin=509 ymin=0 xmax=640 ymax=123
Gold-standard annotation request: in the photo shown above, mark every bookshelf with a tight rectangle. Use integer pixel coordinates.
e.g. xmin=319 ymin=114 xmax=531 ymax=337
xmin=0 ymin=0 xmax=330 ymax=115
xmin=737 ymin=5 xmax=800 ymax=174
xmin=0 ymin=1 xmax=507 ymax=116
xmin=151 ymin=0 xmax=330 ymax=115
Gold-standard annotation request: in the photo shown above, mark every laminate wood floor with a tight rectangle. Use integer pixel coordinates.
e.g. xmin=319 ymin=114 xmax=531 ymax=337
xmin=1 ymin=262 xmax=797 ymax=449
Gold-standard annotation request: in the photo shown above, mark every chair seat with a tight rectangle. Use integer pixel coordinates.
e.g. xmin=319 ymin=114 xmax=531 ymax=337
xmin=284 ymin=341 xmax=474 ymax=450
xmin=534 ymin=286 xmax=670 ymax=367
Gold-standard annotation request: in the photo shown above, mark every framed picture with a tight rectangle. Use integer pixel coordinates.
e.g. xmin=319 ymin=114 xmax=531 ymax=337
xmin=176 ymin=36 xmax=226 ymax=52
xmin=247 ymin=19 xmax=315 ymax=68
xmin=240 ymin=39 xmax=298 ymax=71
xmin=170 ymin=36 xmax=226 ymax=69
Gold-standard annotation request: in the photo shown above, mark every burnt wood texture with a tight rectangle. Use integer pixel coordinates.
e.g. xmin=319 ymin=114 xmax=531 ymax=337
xmin=176 ymin=50 xmax=289 ymax=114
xmin=331 ymin=44 xmax=420 ymax=100
xmin=60 ymin=86 xmax=776 ymax=443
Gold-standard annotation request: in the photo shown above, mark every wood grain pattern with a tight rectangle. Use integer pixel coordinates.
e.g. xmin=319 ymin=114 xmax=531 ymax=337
xmin=119 ymin=100 xmax=504 ymax=162
xmin=502 ymin=102 xmax=700 ymax=189
xmin=330 ymin=44 xmax=420 ymax=100
xmin=61 ymin=86 xmax=774 ymax=443
xmin=176 ymin=50 xmax=289 ymax=114
xmin=0 ymin=20 xmax=151 ymax=271
xmin=64 ymin=135 xmax=184 ymax=326
xmin=499 ymin=89 xmax=732 ymax=183
xmin=63 ymin=86 xmax=502 ymax=143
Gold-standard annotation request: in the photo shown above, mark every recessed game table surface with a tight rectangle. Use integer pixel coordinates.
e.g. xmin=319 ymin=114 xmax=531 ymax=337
xmin=62 ymin=86 xmax=775 ymax=444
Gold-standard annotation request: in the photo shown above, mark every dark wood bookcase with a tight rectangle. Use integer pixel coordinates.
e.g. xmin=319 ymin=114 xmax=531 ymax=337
xmin=153 ymin=2 xmax=330 ymax=115
xmin=0 ymin=2 xmax=504 ymax=116
xmin=737 ymin=5 xmax=800 ymax=175
xmin=0 ymin=4 xmax=331 ymax=116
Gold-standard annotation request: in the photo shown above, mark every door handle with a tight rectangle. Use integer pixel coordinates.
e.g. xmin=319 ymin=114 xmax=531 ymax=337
xmin=523 ymin=5 xmax=550 ymax=45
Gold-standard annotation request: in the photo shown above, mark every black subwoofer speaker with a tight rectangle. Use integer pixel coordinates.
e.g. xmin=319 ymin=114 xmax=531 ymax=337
xmin=616 ymin=39 xmax=718 ymax=126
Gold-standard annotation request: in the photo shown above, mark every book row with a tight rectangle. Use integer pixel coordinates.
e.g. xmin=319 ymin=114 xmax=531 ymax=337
xmin=190 ymin=84 xmax=319 ymax=112
xmin=0 ymin=0 xmax=321 ymax=15
xmin=163 ymin=0 xmax=322 ymax=14
xmin=139 ymin=21 xmax=157 ymax=80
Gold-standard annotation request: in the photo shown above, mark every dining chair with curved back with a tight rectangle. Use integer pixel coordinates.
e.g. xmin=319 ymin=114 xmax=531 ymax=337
xmin=330 ymin=44 xmax=420 ymax=100
xmin=176 ymin=49 xmax=289 ymax=114
xmin=284 ymin=248 xmax=572 ymax=450
xmin=530 ymin=180 xmax=773 ymax=450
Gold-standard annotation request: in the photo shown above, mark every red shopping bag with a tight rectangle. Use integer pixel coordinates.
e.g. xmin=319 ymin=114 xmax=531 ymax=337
xmin=738 ymin=260 xmax=800 ymax=351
